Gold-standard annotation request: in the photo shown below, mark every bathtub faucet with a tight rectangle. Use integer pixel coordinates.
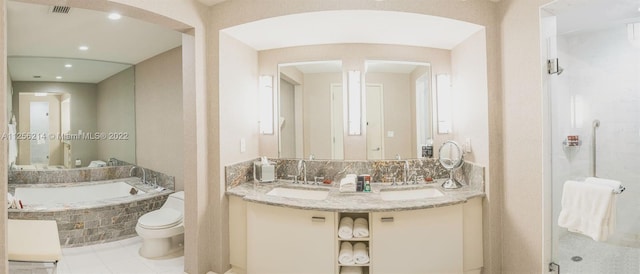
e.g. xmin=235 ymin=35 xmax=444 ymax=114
xmin=130 ymin=166 xmax=147 ymax=185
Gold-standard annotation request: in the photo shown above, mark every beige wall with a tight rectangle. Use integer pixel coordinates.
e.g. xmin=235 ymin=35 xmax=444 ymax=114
xmin=12 ymin=81 xmax=98 ymax=167
xmin=451 ymin=30 xmax=489 ymax=167
xmin=96 ymin=67 xmax=136 ymax=164
xmin=219 ymin=34 xmax=259 ymax=165
xmin=135 ymin=47 xmax=184 ymax=191
xmin=499 ymin=0 xmax=553 ymax=272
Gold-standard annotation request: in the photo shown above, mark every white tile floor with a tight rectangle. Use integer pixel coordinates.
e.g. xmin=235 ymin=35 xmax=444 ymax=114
xmin=9 ymin=236 xmax=184 ymax=274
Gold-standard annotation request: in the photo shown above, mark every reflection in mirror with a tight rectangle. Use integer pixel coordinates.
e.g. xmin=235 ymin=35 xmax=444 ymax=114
xmin=364 ymin=60 xmax=432 ymax=160
xmin=6 ymin=1 xmax=181 ymax=169
xmin=278 ymin=61 xmax=343 ymax=160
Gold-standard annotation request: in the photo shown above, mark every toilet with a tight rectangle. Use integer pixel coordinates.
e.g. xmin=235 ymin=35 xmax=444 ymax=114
xmin=136 ymin=191 xmax=184 ymax=258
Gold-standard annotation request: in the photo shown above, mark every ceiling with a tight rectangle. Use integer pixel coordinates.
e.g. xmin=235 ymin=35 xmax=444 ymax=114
xmin=7 ymin=1 xmax=181 ymax=83
xmin=221 ymin=10 xmax=484 ymax=51
xmin=543 ymin=0 xmax=640 ymax=34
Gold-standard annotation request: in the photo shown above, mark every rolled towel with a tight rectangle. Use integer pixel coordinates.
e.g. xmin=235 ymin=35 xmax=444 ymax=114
xmin=353 ymin=242 xmax=369 ymax=264
xmin=340 ymin=266 xmax=363 ymax=274
xmin=339 ymin=177 xmax=357 ymax=192
xmin=353 ymin=217 xmax=369 ymax=238
xmin=7 ymin=193 xmax=14 ymax=209
xmin=338 ymin=242 xmax=354 ymax=265
xmin=338 ymin=217 xmax=354 ymax=239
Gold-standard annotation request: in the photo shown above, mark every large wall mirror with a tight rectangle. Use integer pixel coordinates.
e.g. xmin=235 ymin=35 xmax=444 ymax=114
xmin=6 ymin=1 xmax=181 ymax=169
xmin=277 ymin=60 xmax=434 ymax=160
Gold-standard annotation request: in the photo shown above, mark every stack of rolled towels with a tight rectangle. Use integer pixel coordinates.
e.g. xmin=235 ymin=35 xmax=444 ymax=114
xmin=338 ymin=242 xmax=370 ymax=265
xmin=339 ymin=174 xmax=357 ymax=192
xmin=339 ymin=217 xmax=369 ymax=239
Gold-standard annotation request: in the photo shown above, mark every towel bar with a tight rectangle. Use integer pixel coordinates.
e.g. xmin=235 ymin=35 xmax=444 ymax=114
xmin=614 ymin=185 xmax=625 ymax=194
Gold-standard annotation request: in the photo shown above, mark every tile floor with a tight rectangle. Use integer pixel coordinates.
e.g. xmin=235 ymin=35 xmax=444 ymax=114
xmin=558 ymin=233 xmax=640 ymax=274
xmin=9 ymin=236 xmax=184 ymax=274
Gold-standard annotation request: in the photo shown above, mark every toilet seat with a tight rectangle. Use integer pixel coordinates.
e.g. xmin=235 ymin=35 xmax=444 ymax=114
xmin=138 ymin=208 xmax=182 ymax=229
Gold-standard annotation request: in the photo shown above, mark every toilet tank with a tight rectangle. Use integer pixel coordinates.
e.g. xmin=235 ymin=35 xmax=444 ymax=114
xmin=162 ymin=191 xmax=184 ymax=215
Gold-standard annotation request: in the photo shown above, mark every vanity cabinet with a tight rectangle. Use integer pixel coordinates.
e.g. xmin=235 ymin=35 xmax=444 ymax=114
xmin=246 ymin=202 xmax=336 ymax=274
xmin=371 ymin=204 xmax=464 ymax=274
xmin=228 ymin=195 xmax=483 ymax=274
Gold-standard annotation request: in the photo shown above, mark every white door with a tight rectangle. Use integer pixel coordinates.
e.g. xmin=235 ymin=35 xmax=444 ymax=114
xmin=366 ymin=84 xmax=384 ymax=160
xmin=331 ymin=84 xmax=344 ymax=160
xmin=30 ymin=101 xmax=49 ymax=165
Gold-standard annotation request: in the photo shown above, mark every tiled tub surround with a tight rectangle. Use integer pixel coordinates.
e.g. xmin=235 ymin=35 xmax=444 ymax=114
xmin=8 ymin=178 xmax=174 ymax=247
xmin=9 ymin=165 xmax=176 ymax=190
xmin=225 ymin=158 xmax=485 ymax=191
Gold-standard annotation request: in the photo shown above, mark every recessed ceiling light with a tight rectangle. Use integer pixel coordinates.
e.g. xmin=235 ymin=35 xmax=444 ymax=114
xmin=79 ymin=46 xmax=89 ymax=51
xmin=108 ymin=13 xmax=122 ymax=20
xmin=65 ymin=64 xmax=72 ymax=68
xmin=56 ymin=76 xmax=62 ymax=80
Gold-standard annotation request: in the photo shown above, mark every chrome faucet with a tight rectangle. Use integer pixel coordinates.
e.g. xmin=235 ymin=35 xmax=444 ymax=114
xmin=403 ymin=160 xmax=410 ymax=185
xmin=129 ymin=166 xmax=147 ymax=184
xmin=301 ymin=160 xmax=308 ymax=184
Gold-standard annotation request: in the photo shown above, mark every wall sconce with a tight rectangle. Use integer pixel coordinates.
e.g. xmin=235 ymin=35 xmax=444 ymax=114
xmin=259 ymin=75 xmax=274 ymax=135
xmin=436 ymin=74 xmax=452 ymax=134
xmin=347 ymin=70 xmax=362 ymax=135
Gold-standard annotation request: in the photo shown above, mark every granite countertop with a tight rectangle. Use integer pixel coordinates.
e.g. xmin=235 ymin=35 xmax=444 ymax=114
xmin=226 ymin=179 xmax=485 ymax=212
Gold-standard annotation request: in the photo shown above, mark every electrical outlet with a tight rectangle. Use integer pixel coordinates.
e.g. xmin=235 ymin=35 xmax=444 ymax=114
xmin=240 ymin=138 xmax=246 ymax=153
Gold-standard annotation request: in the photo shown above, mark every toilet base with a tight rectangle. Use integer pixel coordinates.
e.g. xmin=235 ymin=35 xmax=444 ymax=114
xmin=139 ymin=234 xmax=184 ymax=259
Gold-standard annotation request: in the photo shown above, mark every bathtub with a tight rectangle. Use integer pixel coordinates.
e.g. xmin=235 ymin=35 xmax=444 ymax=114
xmin=15 ymin=181 xmax=146 ymax=206
xmin=8 ymin=178 xmax=173 ymax=247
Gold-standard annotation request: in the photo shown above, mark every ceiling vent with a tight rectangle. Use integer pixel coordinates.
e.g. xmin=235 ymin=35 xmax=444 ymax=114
xmin=50 ymin=6 xmax=71 ymax=14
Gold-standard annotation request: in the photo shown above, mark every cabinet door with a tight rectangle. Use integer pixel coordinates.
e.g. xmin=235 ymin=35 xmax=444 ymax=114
xmin=371 ymin=205 xmax=463 ymax=274
xmin=247 ymin=203 xmax=335 ymax=274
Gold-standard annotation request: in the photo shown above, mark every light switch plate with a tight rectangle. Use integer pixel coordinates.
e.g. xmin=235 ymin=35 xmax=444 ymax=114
xmin=387 ymin=131 xmax=394 ymax=137
xmin=464 ymin=138 xmax=472 ymax=153
xmin=240 ymin=138 xmax=246 ymax=153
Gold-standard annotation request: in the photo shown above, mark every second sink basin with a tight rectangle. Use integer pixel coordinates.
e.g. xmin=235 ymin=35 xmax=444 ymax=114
xmin=266 ymin=187 xmax=329 ymax=200
xmin=380 ymin=188 xmax=445 ymax=201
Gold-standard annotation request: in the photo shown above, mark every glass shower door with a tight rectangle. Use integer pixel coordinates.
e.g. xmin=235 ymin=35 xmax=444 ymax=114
xmin=548 ymin=15 xmax=640 ymax=274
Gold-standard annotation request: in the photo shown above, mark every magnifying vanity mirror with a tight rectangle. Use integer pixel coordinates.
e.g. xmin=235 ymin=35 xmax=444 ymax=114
xmin=277 ymin=60 xmax=433 ymax=161
xmin=438 ymin=140 xmax=464 ymax=189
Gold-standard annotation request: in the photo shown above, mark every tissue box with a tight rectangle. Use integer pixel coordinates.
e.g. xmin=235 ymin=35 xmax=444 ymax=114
xmin=253 ymin=161 xmax=275 ymax=183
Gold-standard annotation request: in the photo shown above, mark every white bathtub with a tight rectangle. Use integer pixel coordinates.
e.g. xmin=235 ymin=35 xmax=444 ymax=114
xmin=14 ymin=181 xmax=146 ymax=205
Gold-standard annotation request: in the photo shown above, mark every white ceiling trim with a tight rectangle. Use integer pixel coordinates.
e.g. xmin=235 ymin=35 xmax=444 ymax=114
xmin=221 ymin=10 xmax=484 ymax=51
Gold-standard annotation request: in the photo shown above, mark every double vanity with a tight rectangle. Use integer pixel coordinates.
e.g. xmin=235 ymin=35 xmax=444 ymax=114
xmin=227 ymin=175 xmax=484 ymax=274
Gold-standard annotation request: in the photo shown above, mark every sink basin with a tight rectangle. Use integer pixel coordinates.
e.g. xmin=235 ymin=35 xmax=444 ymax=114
xmin=266 ymin=187 xmax=329 ymax=200
xmin=380 ymin=188 xmax=445 ymax=201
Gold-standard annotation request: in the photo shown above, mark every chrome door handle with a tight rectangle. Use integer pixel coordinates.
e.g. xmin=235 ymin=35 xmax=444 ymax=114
xmin=381 ymin=217 xmax=394 ymax=222
xmin=372 ymin=147 xmax=381 ymax=151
